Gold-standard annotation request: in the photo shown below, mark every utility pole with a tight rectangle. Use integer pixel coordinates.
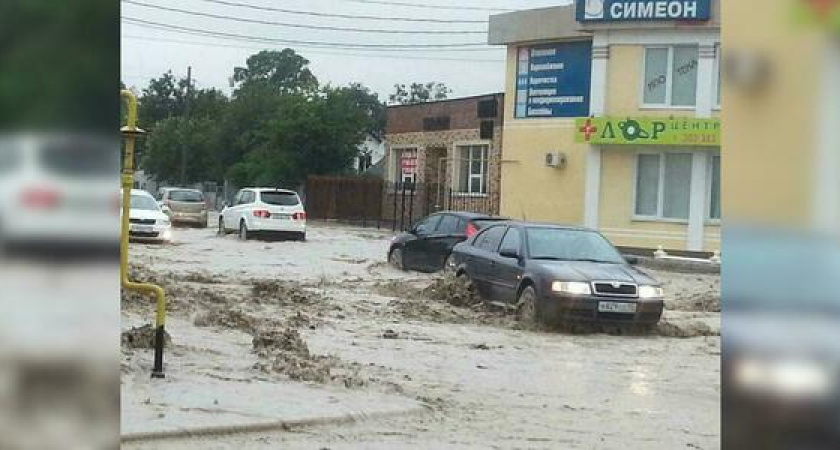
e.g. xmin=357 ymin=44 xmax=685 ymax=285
xmin=180 ymin=66 xmax=192 ymax=186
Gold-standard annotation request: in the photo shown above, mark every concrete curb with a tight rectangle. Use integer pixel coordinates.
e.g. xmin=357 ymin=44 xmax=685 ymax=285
xmin=121 ymin=403 xmax=429 ymax=443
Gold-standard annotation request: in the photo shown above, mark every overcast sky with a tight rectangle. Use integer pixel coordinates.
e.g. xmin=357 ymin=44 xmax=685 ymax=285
xmin=121 ymin=0 xmax=567 ymax=100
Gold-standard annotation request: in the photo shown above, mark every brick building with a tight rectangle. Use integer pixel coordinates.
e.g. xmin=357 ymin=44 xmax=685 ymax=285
xmin=383 ymin=93 xmax=505 ymax=218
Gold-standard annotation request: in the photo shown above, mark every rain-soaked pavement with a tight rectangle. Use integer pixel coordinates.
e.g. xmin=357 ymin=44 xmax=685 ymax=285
xmin=122 ymin=223 xmax=720 ymax=449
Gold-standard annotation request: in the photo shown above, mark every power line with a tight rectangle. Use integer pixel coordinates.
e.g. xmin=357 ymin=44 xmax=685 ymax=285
xmin=334 ymin=0 xmax=513 ymax=12
xmin=122 ymin=17 xmax=496 ymax=50
xmin=121 ymin=34 xmax=505 ymax=62
xmin=122 ymin=0 xmax=486 ymax=35
xmin=187 ymin=0 xmax=489 ymax=24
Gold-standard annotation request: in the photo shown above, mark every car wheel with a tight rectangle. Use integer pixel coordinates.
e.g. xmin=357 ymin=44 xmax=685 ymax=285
xmin=517 ymin=286 xmax=541 ymax=326
xmin=295 ymin=232 xmax=306 ymax=242
xmin=239 ymin=221 xmax=249 ymax=241
xmin=389 ymin=247 xmax=405 ymax=271
xmin=218 ymin=217 xmax=226 ymax=235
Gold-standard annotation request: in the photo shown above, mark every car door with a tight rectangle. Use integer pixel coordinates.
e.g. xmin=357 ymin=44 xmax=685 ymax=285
xmin=470 ymin=225 xmax=508 ymax=301
xmin=239 ymin=190 xmax=256 ymax=227
xmin=402 ymin=214 xmax=443 ymax=271
xmin=421 ymin=214 xmax=466 ymax=271
xmin=494 ymin=226 xmax=525 ymax=304
xmin=223 ymin=190 xmax=243 ymax=229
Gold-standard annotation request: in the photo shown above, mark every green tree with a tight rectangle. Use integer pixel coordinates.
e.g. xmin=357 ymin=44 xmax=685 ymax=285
xmin=388 ymin=82 xmax=451 ymax=105
xmin=232 ymin=49 xmax=318 ymax=95
xmin=142 ymin=115 xmax=223 ymax=184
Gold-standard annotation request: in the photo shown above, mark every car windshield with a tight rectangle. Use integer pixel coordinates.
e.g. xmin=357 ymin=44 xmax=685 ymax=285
xmin=169 ymin=190 xmax=204 ymax=202
xmin=39 ymin=137 xmax=119 ymax=178
xmin=526 ymin=228 xmax=625 ymax=264
xmin=131 ymin=195 xmax=160 ymax=211
xmin=261 ymin=191 xmax=300 ymax=206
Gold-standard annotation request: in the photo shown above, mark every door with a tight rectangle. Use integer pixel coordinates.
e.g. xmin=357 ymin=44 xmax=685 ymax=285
xmin=223 ymin=190 xmax=244 ymax=229
xmin=422 ymin=214 xmax=467 ymax=271
xmin=402 ymin=214 xmax=443 ymax=271
xmin=494 ymin=227 xmax=525 ymax=304
xmin=470 ymin=225 xmax=508 ymax=300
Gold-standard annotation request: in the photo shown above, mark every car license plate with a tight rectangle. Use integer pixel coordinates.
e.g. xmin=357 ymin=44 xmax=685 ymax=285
xmin=598 ymin=302 xmax=637 ymax=314
xmin=272 ymin=214 xmax=291 ymax=220
xmin=131 ymin=225 xmax=154 ymax=233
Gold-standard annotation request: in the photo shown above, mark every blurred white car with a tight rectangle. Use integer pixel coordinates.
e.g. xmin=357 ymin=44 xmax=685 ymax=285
xmin=219 ymin=188 xmax=306 ymax=241
xmin=123 ymin=190 xmax=172 ymax=243
xmin=0 ymin=134 xmax=119 ymax=252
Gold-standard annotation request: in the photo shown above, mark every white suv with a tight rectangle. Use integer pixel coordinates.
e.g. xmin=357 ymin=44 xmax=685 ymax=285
xmin=219 ymin=188 xmax=307 ymax=241
xmin=0 ymin=134 xmax=119 ymax=252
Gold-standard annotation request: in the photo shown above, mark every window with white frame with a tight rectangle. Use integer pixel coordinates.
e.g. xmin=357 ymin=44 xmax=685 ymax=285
xmin=708 ymin=154 xmax=721 ymax=220
xmin=643 ymin=46 xmax=699 ymax=107
xmin=635 ymin=152 xmax=693 ymax=220
xmin=456 ymin=145 xmax=489 ymax=194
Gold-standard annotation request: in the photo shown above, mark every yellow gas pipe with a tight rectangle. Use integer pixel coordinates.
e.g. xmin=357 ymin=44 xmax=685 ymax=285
xmin=120 ymin=89 xmax=167 ymax=379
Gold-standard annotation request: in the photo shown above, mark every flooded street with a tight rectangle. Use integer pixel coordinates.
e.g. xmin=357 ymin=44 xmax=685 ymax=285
xmin=123 ymin=223 xmax=720 ymax=449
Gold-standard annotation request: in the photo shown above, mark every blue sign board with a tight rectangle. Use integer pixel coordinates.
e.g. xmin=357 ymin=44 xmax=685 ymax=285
xmin=515 ymin=41 xmax=592 ymax=119
xmin=576 ymin=0 xmax=712 ymax=22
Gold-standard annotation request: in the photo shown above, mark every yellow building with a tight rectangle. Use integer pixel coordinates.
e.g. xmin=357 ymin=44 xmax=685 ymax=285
xmin=489 ymin=1 xmax=721 ymax=254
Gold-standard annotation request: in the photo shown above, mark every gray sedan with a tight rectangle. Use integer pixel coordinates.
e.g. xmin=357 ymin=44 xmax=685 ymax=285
xmin=449 ymin=222 xmax=664 ymax=327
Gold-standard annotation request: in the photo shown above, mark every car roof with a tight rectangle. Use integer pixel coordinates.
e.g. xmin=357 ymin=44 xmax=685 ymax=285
xmin=246 ymin=187 xmax=298 ymax=194
xmin=166 ymin=187 xmax=202 ymax=193
xmin=490 ymin=220 xmax=595 ymax=232
xmin=433 ymin=211 xmax=505 ymax=220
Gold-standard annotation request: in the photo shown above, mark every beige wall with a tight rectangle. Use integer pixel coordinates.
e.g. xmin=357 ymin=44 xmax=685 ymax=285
xmin=723 ymin=0 xmax=822 ymax=226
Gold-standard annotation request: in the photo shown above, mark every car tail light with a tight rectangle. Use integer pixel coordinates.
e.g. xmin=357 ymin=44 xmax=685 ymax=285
xmin=253 ymin=210 xmax=271 ymax=218
xmin=465 ymin=222 xmax=478 ymax=238
xmin=21 ymin=188 xmax=61 ymax=209
xmin=292 ymin=212 xmax=307 ymax=220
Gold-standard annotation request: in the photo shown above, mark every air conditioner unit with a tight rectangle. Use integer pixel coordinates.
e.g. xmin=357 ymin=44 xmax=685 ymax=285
xmin=545 ymin=152 xmax=567 ymax=169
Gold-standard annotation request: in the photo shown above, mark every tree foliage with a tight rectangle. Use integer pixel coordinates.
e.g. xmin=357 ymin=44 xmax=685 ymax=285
xmin=135 ymin=49 xmax=386 ymax=189
xmin=232 ymin=50 xmax=318 ymax=96
xmin=388 ymin=82 xmax=451 ymax=105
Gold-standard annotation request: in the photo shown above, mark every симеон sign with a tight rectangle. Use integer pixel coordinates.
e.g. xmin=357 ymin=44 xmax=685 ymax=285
xmin=577 ymin=0 xmax=712 ymax=22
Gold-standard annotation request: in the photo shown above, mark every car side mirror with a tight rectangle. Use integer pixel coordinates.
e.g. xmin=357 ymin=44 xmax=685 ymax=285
xmin=624 ymin=255 xmax=640 ymax=265
xmin=499 ymin=248 xmax=520 ymax=259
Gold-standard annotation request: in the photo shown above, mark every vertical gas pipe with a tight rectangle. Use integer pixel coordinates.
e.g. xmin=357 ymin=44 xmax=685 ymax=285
xmin=120 ymin=89 xmax=167 ymax=379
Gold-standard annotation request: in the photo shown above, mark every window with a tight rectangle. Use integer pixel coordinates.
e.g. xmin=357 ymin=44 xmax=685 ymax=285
xmin=131 ymin=194 xmax=160 ymax=211
xmin=437 ymin=215 xmax=460 ymax=234
xmin=526 ymin=228 xmax=624 ymax=264
xmin=478 ymin=99 xmax=498 ymax=118
xmin=414 ymin=215 xmax=442 ymax=235
xmin=393 ymin=148 xmax=417 ymax=185
xmin=480 ymin=120 xmax=495 ymax=140
xmin=169 ymin=190 xmax=204 ymax=203
xmin=456 ymin=145 xmax=489 ymax=194
xmin=233 ymin=191 xmax=244 ymax=205
xmin=708 ymin=154 xmax=721 ymax=220
xmin=499 ymin=227 xmax=522 ymax=254
xmin=635 ymin=153 xmax=693 ymax=220
xmin=261 ymin=191 xmax=300 ymax=206
xmin=643 ymin=46 xmax=699 ymax=107
xmin=476 ymin=226 xmax=507 ymax=252
xmin=239 ymin=191 xmax=255 ymax=205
